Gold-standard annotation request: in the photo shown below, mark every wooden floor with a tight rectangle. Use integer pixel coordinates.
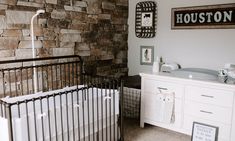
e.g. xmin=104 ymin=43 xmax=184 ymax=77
xmin=124 ymin=118 xmax=191 ymax=141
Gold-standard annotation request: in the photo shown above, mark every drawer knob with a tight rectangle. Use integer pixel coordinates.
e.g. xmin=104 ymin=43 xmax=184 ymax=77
xmin=200 ymin=110 xmax=213 ymax=114
xmin=201 ymin=94 xmax=214 ymax=98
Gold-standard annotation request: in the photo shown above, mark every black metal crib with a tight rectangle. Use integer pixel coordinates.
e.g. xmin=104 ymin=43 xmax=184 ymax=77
xmin=0 ymin=55 xmax=124 ymax=141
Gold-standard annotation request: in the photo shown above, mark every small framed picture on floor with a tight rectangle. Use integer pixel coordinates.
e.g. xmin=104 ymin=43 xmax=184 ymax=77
xmin=191 ymin=122 xmax=219 ymax=141
xmin=140 ymin=46 xmax=154 ymax=65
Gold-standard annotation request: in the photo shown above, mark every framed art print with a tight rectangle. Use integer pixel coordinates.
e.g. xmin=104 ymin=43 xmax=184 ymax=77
xmin=135 ymin=1 xmax=157 ymax=38
xmin=140 ymin=46 xmax=154 ymax=65
xmin=191 ymin=122 xmax=219 ymax=141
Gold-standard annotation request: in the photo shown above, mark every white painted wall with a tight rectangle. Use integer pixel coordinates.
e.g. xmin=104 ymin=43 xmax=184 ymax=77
xmin=128 ymin=0 xmax=235 ymax=75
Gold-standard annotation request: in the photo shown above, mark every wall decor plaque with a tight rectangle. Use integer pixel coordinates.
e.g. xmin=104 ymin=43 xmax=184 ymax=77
xmin=140 ymin=46 xmax=154 ymax=65
xmin=191 ymin=122 xmax=219 ymax=141
xmin=172 ymin=3 xmax=235 ymax=29
xmin=135 ymin=1 xmax=157 ymax=38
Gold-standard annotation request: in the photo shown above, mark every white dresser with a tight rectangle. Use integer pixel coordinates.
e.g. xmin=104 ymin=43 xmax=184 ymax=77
xmin=140 ymin=73 xmax=235 ymax=141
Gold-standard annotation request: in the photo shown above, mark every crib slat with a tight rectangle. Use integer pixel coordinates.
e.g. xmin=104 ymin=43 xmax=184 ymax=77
xmin=92 ymin=86 xmax=95 ymax=141
xmin=32 ymin=67 xmax=34 ymax=94
xmin=41 ymin=66 xmax=44 ymax=92
xmin=40 ymin=98 xmax=45 ymax=141
xmin=2 ymin=70 xmax=6 ymax=97
xmin=55 ymin=65 xmax=58 ymax=90
xmin=76 ymin=89 xmax=81 ymax=141
xmin=32 ymin=99 xmax=38 ymax=141
xmin=59 ymin=94 xmax=64 ymax=141
xmin=113 ymin=80 xmax=116 ymax=141
xmin=53 ymin=94 xmax=58 ymax=141
xmin=47 ymin=96 xmax=52 ymax=141
xmin=8 ymin=70 xmax=12 ymax=97
xmin=51 ymin=65 xmax=53 ymax=90
xmin=71 ymin=90 xmax=75 ymax=141
xmin=36 ymin=66 xmax=39 ymax=92
xmin=87 ymin=88 xmax=91 ymax=141
xmin=65 ymin=92 xmax=70 ymax=141
xmin=25 ymin=101 xmax=31 ymax=141
xmin=82 ymin=89 xmax=86 ymax=141
xmin=6 ymin=104 xmax=13 ymax=141
xmin=20 ymin=68 xmax=23 ymax=96
xmin=26 ymin=68 xmax=29 ymax=94
xmin=101 ymin=83 xmax=104 ymax=141
xmin=105 ymin=83 xmax=108 ymax=141
xmin=14 ymin=69 xmax=18 ymax=97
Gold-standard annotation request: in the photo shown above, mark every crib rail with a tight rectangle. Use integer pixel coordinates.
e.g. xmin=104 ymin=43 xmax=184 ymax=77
xmin=0 ymin=55 xmax=83 ymax=98
xmin=0 ymin=75 xmax=124 ymax=141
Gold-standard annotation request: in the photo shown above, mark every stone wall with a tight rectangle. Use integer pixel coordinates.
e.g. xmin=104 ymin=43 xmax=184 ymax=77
xmin=0 ymin=0 xmax=128 ymax=77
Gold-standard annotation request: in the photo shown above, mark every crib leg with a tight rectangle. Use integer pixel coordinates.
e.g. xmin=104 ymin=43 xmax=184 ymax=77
xmin=120 ymin=79 xmax=124 ymax=141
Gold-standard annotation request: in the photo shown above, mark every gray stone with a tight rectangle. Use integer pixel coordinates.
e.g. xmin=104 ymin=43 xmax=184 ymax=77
xmin=51 ymin=10 xmax=67 ymax=19
xmin=60 ymin=29 xmax=81 ymax=34
xmin=53 ymin=48 xmax=74 ymax=56
xmin=60 ymin=42 xmax=75 ymax=48
xmin=0 ymin=15 xmax=7 ymax=29
xmin=38 ymin=19 xmax=47 ymax=26
xmin=0 ymin=50 xmax=14 ymax=58
xmin=42 ymin=40 xmax=56 ymax=48
xmin=45 ymin=0 xmax=57 ymax=4
xmin=15 ymin=49 xmax=34 ymax=59
xmin=100 ymin=54 xmax=114 ymax=60
xmin=21 ymin=36 xmax=36 ymax=41
xmin=0 ymin=0 xmax=16 ymax=5
xmin=76 ymin=43 xmax=90 ymax=50
xmin=17 ymin=1 xmax=44 ymax=8
xmin=0 ymin=4 xmax=7 ymax=9
xmin=98 ymin=14 xmax=111 ymax=20
xmin=74 ymin=1 xmax=88 ymax=7
xmin=75 ymin=50 xmax=90 ymax=56
xmin=116 ymin=0 xmax=128 ymax=6
xmin=43 ymin=29 xmax=56 ymax=40
xmin=6 ymin=10 xmax=35 ymax=24
xmin=113 ymin=34 xmax=123 ymax=42
xmin=84 ymin=0 xmax=102 ymax=14
xmin=59 ymin=33 xmax=81 ymax=42
xmin=116 ymin=51 xmax=127 ymax=59
xmin=0 ymin=37 xmax=19 ymax=50
xmin=37 ymin=48 xmax=53 ymax=57
xmin=2 ymin=29 xmax=22 ymax=37
xmin=102 ymin=2 xmax=115 ymax=10
xmin=64 ymin=5 xmax=83 ymax=12
xmin=18 ymin=40 xmax=43 ymax=49
xmin=22 ymin=29 xmax=30 ymax=36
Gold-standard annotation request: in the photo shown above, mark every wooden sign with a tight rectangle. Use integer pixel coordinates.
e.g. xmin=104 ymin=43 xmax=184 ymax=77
xmin=191 ymin=122 xmax=219 ymax=141
xmin=172 ymin=3 xmax=235 ymax=29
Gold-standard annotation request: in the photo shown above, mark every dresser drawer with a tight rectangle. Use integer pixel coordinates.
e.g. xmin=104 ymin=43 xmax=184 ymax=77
xmin=185 ymin=85 xmax=234 ymax=107
xmin=184 ymin=115 xmax=231 ymax=141
xmin=143 ymin=79 xmax=184 ymax=98
xmin=185 ymin=101 xmax=232 ymax=124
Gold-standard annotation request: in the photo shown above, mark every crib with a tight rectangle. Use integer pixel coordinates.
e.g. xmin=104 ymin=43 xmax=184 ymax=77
xmin=0 ymin=55 xmax=124 ymax=141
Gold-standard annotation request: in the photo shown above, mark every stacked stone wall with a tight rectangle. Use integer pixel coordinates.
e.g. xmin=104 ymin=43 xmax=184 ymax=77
xmin=0 ymin=0 xmax=128 ymax=77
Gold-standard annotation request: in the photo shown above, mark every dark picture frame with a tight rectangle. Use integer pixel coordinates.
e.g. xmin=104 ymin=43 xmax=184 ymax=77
xmin=140 ymin=46 xmax=154 ymax=65
xmin=171 ymin=3 xmax=235 ymax=29
xmin=135 ymin=1 xmax=157 ymax=38
xmin=191 ymin=122 xmax=219 ymax=141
